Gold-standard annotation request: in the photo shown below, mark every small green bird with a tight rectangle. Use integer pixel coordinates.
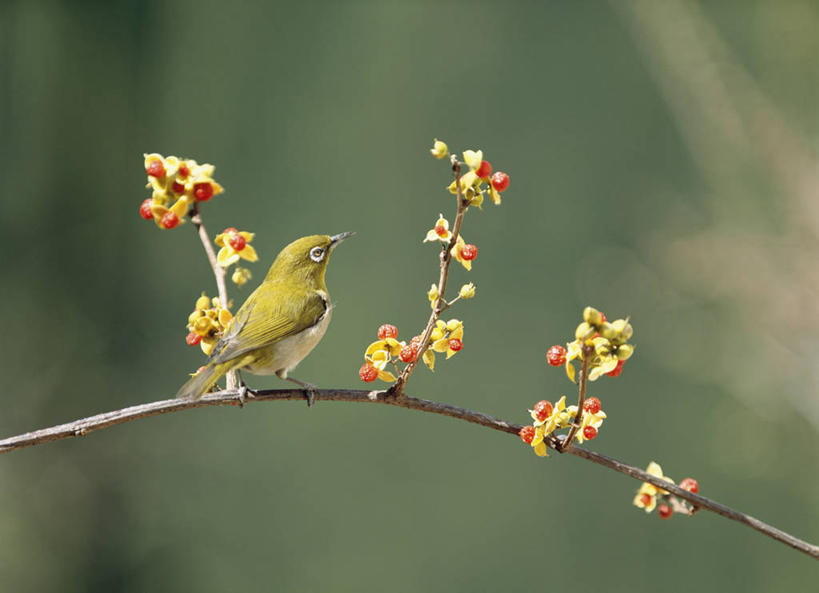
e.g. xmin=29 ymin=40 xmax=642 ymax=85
xmin=176 ymin=232 xmax=354 ymax=402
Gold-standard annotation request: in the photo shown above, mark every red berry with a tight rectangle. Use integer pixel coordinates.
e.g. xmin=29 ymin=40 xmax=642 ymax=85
xmin=546 ymin=345 xmax=567 ymax=366
xmin=172 ymin=181 xmax=185 ymax=194
xmin=475 ymin=160 xmax=492 ymax=178
xmin=399 ymin=344 xmax=418 ymax=363
xmin=139 ymin=199 xmax=153 ymax=220
xmin=582 ymin=425 xmax=598 ymax=440
xmin=533 ymin=400 xmax=554 ymax=422
xmin=491 ymin=171 xmax=509 ymax=192
xmin=583 ymin=397 xmax=601 ymax=415
xmin=519 ymin=425 xmax=536 ymax=444
xmin=448 ymin=338 xmax=463 ymax=352
xmin=228 ymin=233 xmax=246 ymax=251
xmin=434 ymin=222 xmax=448 ymax=237
xmin=658 ymin=504 xmax=673 ymax=519
xmin=639 ymin=493 xmax=652 ymax=507
xmin=193 ymin=182 xmax=214 ymax=201
xmin=222 ymin=227 xmax=238 ymax=235
xmin=359 ymin=364 xmax=378 ymax=383
xmin=410 ymin=335 xmax=423 ymax=346
xmin=186 ymin=332 xmax=202 ymax=346
xmin=146 ymin=159 xmax=165 ymax=178
xmin=160 ymin=211 xmax=179 ymax=229
xmin=459 ymin=244 xmax=478 ymax=261
xmin=679 ymin=478 xmax=699 ymax=494
xmin=377 ymin=324 xmax=398 ymax=339
xmin=606 ymin=359 xmax=625 ymax=377
xmin=178 ymin=164 xmax=190 ymax=178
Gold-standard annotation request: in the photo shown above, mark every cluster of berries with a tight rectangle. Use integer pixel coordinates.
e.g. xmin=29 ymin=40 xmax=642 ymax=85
xmin=185 ymin=294 xmax=233 ymax=356
xmin=138 ymin=154 xmax=224 ymax=229
xmin=359 ymin=321 xmax=465 ymax=382
xmin=518 ymin=395 xmax=607 ymax=456
xmin=431 ymin=141 xmax=511 ymax=208
xmin=633 ymin=461 xmax=700 ymax=520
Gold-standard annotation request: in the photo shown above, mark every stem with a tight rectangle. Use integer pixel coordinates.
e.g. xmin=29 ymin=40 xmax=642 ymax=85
xmin=0 ymin=387 xmax=815 ymax=559
xmin=562 ymin=344 xmax=592 ymax=450
xmin=393 ymin=156 xmax=469 ymax=395
xmin=189 ymin=204 xmax=236 ymax=390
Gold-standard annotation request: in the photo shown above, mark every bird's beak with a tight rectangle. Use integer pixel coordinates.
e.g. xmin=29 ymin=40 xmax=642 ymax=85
xmin=329 ymin=231 xmax=355 ymax=249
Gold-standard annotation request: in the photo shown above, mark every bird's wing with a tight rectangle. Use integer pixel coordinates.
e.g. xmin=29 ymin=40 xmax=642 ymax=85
xmin=208 ymin=286 xmax=328 ymax=365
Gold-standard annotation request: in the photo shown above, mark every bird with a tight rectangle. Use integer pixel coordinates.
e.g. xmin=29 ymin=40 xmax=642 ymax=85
xmin=176 ymin=232 xmax=354 ymax=404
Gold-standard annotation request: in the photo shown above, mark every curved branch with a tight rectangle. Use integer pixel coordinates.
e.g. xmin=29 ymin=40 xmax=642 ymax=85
xmin=0 ymin=388 xmax=815 ymax=559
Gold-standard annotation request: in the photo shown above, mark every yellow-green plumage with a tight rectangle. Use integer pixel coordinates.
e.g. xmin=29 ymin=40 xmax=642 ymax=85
xmin=176 ymin=233 xmax=352 ymax=399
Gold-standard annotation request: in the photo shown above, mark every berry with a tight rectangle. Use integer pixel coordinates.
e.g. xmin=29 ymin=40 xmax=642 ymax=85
xmin=658 ymin=504 xmax=673 ymax=519
xmin=583 ymin=397 xmax=601 ymax=415
xmin=222 ymin=227 xmax=238 ymax=235
xmin=459 ymin=244 xmax=478 ymax=261
xmin=172 ymin=181 xmax=185 ymax=194
xmin=475 ymin=160 xmax=492 ymax=178
xmin=435 ymin=222 xmax=448 ymax=237
xmin=410 ymin=335 xmax=423 ymax=346
xmin=546 ymin=345 xmax=567 ymax=366
xmin=193 ymin=182 xmax=214 ymax=201
xmin=448 ymin=338 xmax=463 ymax=352
xmin=399 ymin=344 xmax=418 ymax=363
xmin=228 ymin=233 xmax=247 ymax=251
xmin=519 ymin=425 xmax=536 ymax=444
xmin=146 ymin=159 xmax=165 ymax=178
xmin=139 ymin=199 xmax=153 ymax=220
xmin=582 ymin=425 xmax=598 ymax=440
xmin=186 ymin=332 xmax=202 ymax=346
xmin=377 ymin=324 xmax=398 ymax=339
xmin=533 ymin=400 xmax=554 ymax=422
xmin=606 ymin=359 xmax=625 ymax=377
xmin=679 ymin=478 xmax=699 ymax=494
xmin=491 ymin=171 xmax=509 ymax=192
xmin=178 ymin=164 xmax=190 ymax=178
xmin=639 ymin=493 xmax=652 ymax=507
xmin=359 ymin=364 xmax=378 ymax=383
xmin=160 ymin=211 xmax=179 ymax=229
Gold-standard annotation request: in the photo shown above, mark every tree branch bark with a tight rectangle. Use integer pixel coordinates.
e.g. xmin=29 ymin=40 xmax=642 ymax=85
xmin=0 ymin=388 xmax=816 ymax=560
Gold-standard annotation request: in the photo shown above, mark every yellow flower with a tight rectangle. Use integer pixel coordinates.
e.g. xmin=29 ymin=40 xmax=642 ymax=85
xmin=431 ymin=319 xmax=463 ymax=359
xmin=142 ymin=153 xmax=224 ymax=228
xmin=427 ymin=283 xmax=439 ymax=309
xmin=186 ymin=294 xmax=233 ymax=356
xmin=215 ymin=228 xmax=259 ymax=268
xmin=450 ymin=236 xmax=472 ymax=271
xmin=574 ymin=407 xmax=607 ymax=444
xmin=430 ymin=139 xmax=449 ymax=159
xmin=462 ymin=149 xmax=483 ymax=171
xmin=632 ymin=461 xmax=674 ymax=513
xmin=364 ymin=338 xmax=404 ymax=382
xmin=232 ymin=267 xmax=252 ymax=287
xmin=458 ymin=283 xmax=476 ymax=299
xmin=423 ymin=214 xmax=452 ymax=243
xmin=530 ymin=424 xmax=549 ymax=457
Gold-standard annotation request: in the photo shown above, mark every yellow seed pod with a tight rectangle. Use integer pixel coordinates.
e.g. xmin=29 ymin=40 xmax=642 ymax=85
xmin=592 ymin=336 xmax=611 ymax=356
xmin=188 ymin=310 xmax=202 ymax=325
xmin=583 ymin=306 xmax=604 ymax=326
xmin=195 ymin=294 xmax=211 ymax=310
xmin=218 ymin=309 xmax=232 ymax=328
xmin=611 ymin=319 xmax=633 ymax=342
xmin=575 ymin=322 xmax=593 ymax=340
xmin=600 ymin=322 xmax=617 ymax=340
xmin=459 ymin=283 xmax=476 ymax=299
xmin=193 ymin=317 xmax=213 ymax=335
xmin=616 ymin=344 xmax=634 ymax=360
xmin=430 ymin=139 xmax=449 ymax=159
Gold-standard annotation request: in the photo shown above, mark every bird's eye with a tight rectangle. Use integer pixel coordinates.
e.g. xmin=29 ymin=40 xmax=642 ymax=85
xmin=309 ymin=247 xmax=325 ymax=262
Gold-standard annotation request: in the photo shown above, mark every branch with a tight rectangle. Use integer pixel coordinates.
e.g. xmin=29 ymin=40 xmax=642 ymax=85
xmin=188 ymin=203 xmax=236 ymax=389
xmin=562 ymin=343 xmax=592 ymax=450
xmin=0 ymin=388 xmax=816 ymax=560
xmin=394 ymin=156 xmax=468 ymax=394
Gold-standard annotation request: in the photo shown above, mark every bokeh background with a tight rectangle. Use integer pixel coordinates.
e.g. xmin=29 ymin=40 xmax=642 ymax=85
xmin=1 ymin=0 xmax=817 ymax=590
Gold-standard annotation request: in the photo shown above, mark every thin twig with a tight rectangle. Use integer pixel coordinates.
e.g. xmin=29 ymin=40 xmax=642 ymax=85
xmin=393 ymin=156 xmax=468 ymax=394
xmin=562 ymin=344 xmax=592 ymax=450
xmin=0 ymin=387 xmax=816 ymax=559
xmin=188 ymin=203 xmax=236 ymax=390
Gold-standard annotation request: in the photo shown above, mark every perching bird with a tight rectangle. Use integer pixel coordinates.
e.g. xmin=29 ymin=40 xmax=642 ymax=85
xmin=176 ymin=232 xmax=353 ymax=403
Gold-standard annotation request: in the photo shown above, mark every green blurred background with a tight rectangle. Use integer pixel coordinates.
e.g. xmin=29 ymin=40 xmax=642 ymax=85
xmin=1 ymin=0 xmax=817 ymax=590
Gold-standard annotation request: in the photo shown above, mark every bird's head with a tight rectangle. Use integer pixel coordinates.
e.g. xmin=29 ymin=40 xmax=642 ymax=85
xmin=265 ymin=232 xmax=354 ymax=286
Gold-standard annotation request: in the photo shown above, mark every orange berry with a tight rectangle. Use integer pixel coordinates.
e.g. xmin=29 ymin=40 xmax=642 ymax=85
xmin=377 ymin=324 xmax=398 ymax=339
xmin=490 ymin=171 xmax=509 ymax=192
xmin=193 ymin=182 xmax=214 ymax=201
xmin=519 ymin=425 xmax=536 ymax=444
xmin=679 ymin=478 xmax=699 ymax=494
xmin=658 ymin=504 xmax=673 ymax=519
xmin=475 ymin=160 xmax=492 ymax=178
xmin=358 ymin=364 xmax=378 ymax=383
xmin=146 ymin=159 xmax=165 ymax=178
xmin=533 ymin=400 xmax=553 ymax=422
xmin=160 ymin=211 xmax=179 ymax=229
xmin=139 ymin=199 xmax=153 ymax=220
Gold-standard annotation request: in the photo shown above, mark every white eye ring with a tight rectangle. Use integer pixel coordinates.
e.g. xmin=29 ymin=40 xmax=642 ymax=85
xmin=310 ymin=247 xmax=325 ymax=262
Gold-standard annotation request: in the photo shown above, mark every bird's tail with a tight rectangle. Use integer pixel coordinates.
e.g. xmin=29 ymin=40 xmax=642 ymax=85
xmin=175 ymin=360 xmax=239 ymax=399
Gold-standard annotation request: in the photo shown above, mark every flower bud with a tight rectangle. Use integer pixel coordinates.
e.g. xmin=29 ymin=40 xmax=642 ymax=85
xmin=575 ymin=322 xmax=593 ymax=340
xmin=600 ymin=322 xmax=617 ymax=340
xmin=427 ymin=283 xmax=439 ymax=307
xmin=616 ymin=344 xmax=634 ymax=360
xmin=583 ymin=306 xmax=604 ymax=326
xmin=459 ymin=283 xmax=476 ymax=299
xmin=232 ymin=267 xmax=252 ymax=287
xmin=592 ymin=336 xmax=611 ymax=356
xmin=611 ymin=319 xmax=633 ymax=342
xmin=430 ymin=139 xmax=449 ymax=159
xmin=195 ymin=294 xmax=211 ymax=310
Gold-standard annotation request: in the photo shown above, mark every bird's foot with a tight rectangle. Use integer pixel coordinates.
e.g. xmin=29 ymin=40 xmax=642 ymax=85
xmin=283 ymin=376 xmax=318 ymax=407
xmin=235 ymin=376 xmax=257 ymax=408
